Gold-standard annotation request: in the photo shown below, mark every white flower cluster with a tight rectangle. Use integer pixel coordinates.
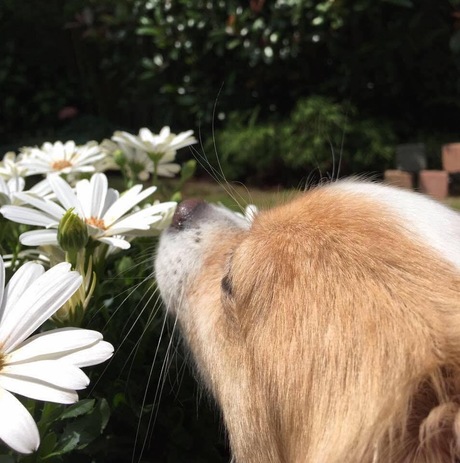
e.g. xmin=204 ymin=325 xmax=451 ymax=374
xmin=0 ymin=125 xmax=195 ymax=251
xmin=109 ymin=126 xmax=197 ymax=180
xmin=1 ymin=173 xmax=176 ymax=250
xmin=0 ymin=125 xmax=195 ymax=455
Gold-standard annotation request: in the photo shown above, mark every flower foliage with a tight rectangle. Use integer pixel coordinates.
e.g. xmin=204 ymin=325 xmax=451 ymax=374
xmin=1 ymin=173 xmax=176 ymax=251
xmin=0 ymin=258 xmax=113 ymax=454
xmin=0 ymin=126 xmax=196 ymax=460
xmin=110 ymin=126 xmax=197 ymax=182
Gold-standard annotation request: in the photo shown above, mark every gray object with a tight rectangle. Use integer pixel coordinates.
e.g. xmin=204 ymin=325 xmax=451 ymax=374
xmin=395 ymin=143 xmax=427 ymax=173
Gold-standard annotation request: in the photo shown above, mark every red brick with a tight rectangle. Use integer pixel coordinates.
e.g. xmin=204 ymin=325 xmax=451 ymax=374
xmin=419 ymin=170 xmax=449 ymax=200
xmin=442 ymin=143 xmax=460 ymax=173
xmin=383 ymin=170 xmax=413 ymax=189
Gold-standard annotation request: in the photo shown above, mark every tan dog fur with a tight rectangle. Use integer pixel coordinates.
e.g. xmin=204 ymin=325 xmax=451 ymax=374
xmin=155 ymin=183 xmax=460 ymax=463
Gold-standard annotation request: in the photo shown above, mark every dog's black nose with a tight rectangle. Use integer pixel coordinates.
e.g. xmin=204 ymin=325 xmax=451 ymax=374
xmin=171 ymin=199 xmax=206 ymax=230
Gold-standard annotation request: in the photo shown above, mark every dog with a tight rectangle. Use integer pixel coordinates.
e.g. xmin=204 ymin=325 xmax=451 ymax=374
xmin=154 ymin=180 xmax=460 ymax=462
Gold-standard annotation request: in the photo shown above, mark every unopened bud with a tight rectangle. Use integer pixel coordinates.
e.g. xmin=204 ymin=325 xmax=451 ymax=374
xmin=113 ymin=149 xmax=126 ymax=167
xmin=58 ymin=208 xmax=89 ymax=252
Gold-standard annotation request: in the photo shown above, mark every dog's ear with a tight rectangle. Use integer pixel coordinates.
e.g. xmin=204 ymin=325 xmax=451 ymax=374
xmin=413 ymin=293 xmax=460 ymax=462
xmin=416 ymin=393 xmax=460 ymax=460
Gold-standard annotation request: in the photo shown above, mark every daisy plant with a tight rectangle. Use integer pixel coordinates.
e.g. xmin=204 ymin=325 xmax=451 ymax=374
xmin=0 ymin=125 xmax=195 ymax=460
xmin=1 ymin=172 xmax=176 ymax=324
xmin=1 ymin=172 xmax=176 ymax=254
xmin=111 ymin=126 xmax=197 ymax=183
xmin=100 ymin=139 xmax=154 ymax=187
xmin=19 ymin=141 xmax=108 ymax=180
xmin=0 ymin=152 xmax=29 ymax=181
xmin=0 ymin=257 xmax=113 ymax=454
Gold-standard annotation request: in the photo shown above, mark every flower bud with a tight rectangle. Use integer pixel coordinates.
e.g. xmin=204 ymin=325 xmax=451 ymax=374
xmin=113 ymin=149 xmax=126 ymax=167
xmin=58 ymin=208 xmax=89 ymax=253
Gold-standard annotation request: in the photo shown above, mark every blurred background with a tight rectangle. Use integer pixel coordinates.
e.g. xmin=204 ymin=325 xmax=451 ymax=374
xmin=2 ymin=1 xmax=460 ymax=461
xmin=3 ymin=0 xmax=460 ymax=187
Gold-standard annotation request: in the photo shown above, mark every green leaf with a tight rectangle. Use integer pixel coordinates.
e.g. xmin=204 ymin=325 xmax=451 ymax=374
xmin=98 ymin=398 xmax=110 ymax=431
xmin=112 ymin=392 xmax=127 ymax=408
xmin=136 ymin=27 xmax=157 ymax=36
xmin=57 ymin=398 xmax=111 ymax=451
xmin=59 ymin=399 xmax=95 ymax=420
xmin=47 ymin=432 xmax=80 ymax=457
xmin=180 ymin=159 xmax=197 ymax=183
xmin=170 ymin=191 xmax=182 ymax=202
xmin=37 ymin=432 xmax=57 ymax=459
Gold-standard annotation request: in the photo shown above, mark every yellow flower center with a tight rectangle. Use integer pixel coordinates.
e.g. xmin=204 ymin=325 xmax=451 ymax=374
xmin=51 ymin=159 xmax=73 ymax=171
xmin=85 ymin=216 xmax=106 ymax=230
xmin=0 ymin=351 xmax=4 ymax=371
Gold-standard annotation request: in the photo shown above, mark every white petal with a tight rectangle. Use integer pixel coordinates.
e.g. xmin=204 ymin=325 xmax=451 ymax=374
xmin=158 ymin=150 xmax=176 ymax=163
xmin=1 ymin=262 xmax=45 ymax=322
xmin=172 ymin=129 xmax=194 ymax=143
xmin=102 ymin=185 xmax=156 ymax=226
xmin=106 ymin=209 xmax=162 ymax=234
xmin=97 ymin=236 xmax=131 ymax=249
xmin=65 ymin=165 xmax=96 ymax=174
xmin=89 ymin=173 xmax=108 ymax=218
xmin=76 ymin=148 xmax=105 ymax=164
xmin=7 ymin=176 xmax=25 ymax=195
xmin=0 ymin=387 xmax=39 ymax=454
xmin=107 ymin=202 xmax=176 ymax=234
xmin=57 ymin=340 xmax=114 ymax=367
xmin=75 ymin=179 xmax=91 ymax=217
xmin=2 ymin=360 xmax=89 ymax=390
xmin=20 ymin=229 xmax=58 ymax=246
xmin=169 ymin=131 xmax=196 ymax=151
xmin=29 ymin=178 xmax=52 ymax=197
xmin=1 ymin=205 xmax=57 ymax=227
xmin=0 ymin=375 xmax=78 ymax=404
xmin=63 ymin=141 xmax=76 ymax=159
xmin=0 ymin=263 xmax=82 ymax=352
xmin=158 ymin=126 xmax=171 ymax=139
xmin=139 ymin=127 xmax=154 ymax=140
xmin=157 ymin=163 xmax=181 ymax=177
xmin=100 ymin=187 xmax=119 ymax=217
xmin=7 ymin=328 xmax=103 ymax=364
xmin=113 ymin=132 xmax=146 ymax=151
xmin=0 ymin=258 xmax=4 ymax=321
xmin=47 ymin=174 xmax=81 ymax=214
xmin=14 ymin=192 xmax=66 ymax=220
xmin=0 ymin=177 xmax=8 ymax=195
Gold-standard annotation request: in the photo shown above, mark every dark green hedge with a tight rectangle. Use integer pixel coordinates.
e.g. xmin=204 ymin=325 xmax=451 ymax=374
xmin=2 ymin=0 xmax=460 ymax=156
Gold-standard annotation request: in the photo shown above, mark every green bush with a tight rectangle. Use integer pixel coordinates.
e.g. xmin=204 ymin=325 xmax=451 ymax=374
xmin=208 ymin=112 xmax=283 ymax=185
xmin=2 ymin=0 xmax=459 ymax=150
xmin=211 ymin=96 xmax=396 ymax=186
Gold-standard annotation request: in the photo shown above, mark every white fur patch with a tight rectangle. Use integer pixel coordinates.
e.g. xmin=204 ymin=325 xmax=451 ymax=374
xmin=331 ymin=181 xmax=460 ymax=270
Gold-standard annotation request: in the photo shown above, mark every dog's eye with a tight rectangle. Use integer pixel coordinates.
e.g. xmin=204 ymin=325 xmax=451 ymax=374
xmin=221 ymin=274 xmax=234 ymax=297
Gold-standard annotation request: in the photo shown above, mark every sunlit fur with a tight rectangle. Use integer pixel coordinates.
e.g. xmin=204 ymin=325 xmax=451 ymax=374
xmin=155 ymin=181 xmax=460 ymax=463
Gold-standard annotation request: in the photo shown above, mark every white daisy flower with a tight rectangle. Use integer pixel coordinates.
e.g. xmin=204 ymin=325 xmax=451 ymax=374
xmin=103 ymin=137 xmax=153 ymax=181
xmin=19 ymin=141 xmax=107 ymax=176
xmin=0 ymin=258 xmax=114 ymax=454
xmin=0 ymin=177 xmax=51 ymax=207
xmin=112 ymin=126 xmax=197 ymax=178
xmin=0 ymin=152 xmax=29 ymax=179
xmin=0 ymin=173 xmax=176 ymax=250
xmin=0 ymin=177 xmax=25 ymax=206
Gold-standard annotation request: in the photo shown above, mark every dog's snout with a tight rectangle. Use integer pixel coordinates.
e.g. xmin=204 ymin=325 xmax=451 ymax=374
xmin=171 ymin=198 xmax=207 ymax=230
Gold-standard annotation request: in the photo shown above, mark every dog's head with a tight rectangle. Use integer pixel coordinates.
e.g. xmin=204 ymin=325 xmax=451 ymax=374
xmin=155 ymin=181 xmax=460 ymax=463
